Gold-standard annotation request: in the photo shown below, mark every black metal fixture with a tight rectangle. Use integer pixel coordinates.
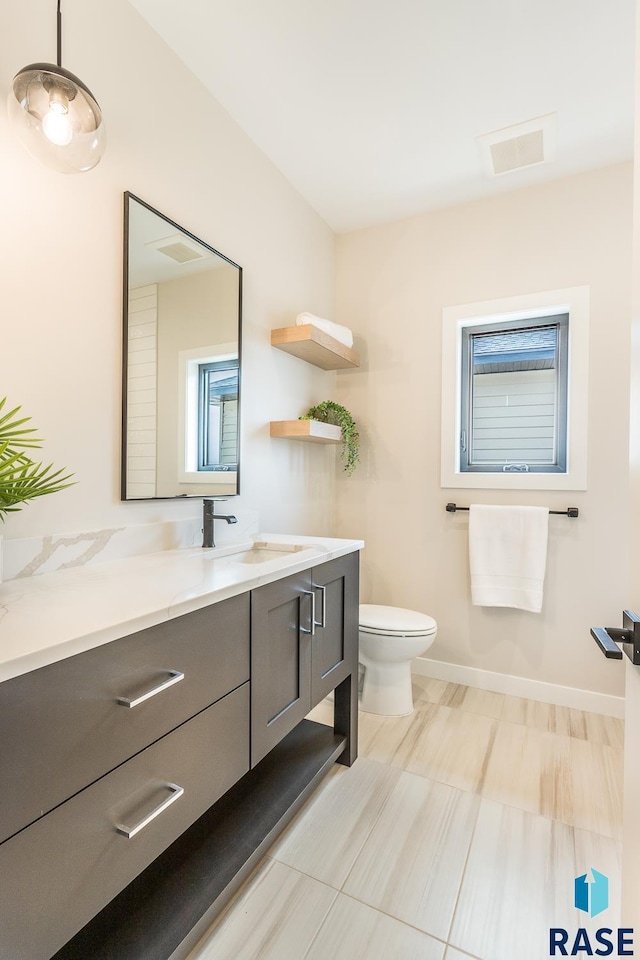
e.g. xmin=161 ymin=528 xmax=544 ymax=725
xmin=445 ymin=502 xmax=579 ymax=518
xmin=591 ymin=611 xmax=640 ymax=664
xmin=7 ymin=1 xmax=105 ymax=173
xmin=202 ymin=498 xmax=238 ymax=549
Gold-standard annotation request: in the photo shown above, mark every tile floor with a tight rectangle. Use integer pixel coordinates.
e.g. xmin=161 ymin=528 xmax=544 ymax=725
xmin=186 ymin=677 xmax=624 ymax=960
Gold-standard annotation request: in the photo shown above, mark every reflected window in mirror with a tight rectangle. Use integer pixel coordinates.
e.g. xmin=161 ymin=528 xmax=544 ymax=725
xmin=198 ymin=359 xmax=239 ymax=472
xmin=122 ymin=193 xmax=242 ymax=500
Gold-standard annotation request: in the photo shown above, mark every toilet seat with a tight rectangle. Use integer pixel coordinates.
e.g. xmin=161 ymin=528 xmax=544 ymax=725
xmin=359 ymin=604 xmax=437 ymax=638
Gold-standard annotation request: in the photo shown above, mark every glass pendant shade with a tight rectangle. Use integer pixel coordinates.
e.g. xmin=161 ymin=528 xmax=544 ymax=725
xmin=8 ymin=62 xmax=105 ymax=174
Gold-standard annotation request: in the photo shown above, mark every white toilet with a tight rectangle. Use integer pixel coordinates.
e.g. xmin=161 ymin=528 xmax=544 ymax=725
xmin=359 ymin=604 xmax=438 ymax=716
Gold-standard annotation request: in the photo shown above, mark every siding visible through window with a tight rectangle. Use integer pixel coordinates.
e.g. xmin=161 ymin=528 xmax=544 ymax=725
xmin=460 ymin=314 xmax=568 ymax=473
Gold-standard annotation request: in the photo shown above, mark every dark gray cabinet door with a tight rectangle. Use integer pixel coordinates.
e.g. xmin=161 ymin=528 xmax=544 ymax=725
xmin=250 ymin=569 xmax=313 ymax=767
xmin=310 ymin=552 xmax=359 ymax=706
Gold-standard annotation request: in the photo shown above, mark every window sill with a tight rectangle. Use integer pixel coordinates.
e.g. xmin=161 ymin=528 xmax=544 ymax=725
xmin=441 ymin=470 xmax=586 ymax=492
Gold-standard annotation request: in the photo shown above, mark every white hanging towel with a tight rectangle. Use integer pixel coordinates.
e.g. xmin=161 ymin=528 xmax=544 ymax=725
xmin=468 ymin=505 xmax=549 ymax=613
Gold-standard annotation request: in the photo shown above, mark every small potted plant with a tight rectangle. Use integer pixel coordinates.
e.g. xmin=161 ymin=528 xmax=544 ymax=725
xmin=300 ymin=400 xmax=360 ymax=476
xmin=0 ymin=397 xmax=74 ymax=569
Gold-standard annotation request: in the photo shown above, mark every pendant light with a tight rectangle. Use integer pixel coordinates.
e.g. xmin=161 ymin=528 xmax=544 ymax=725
xmin=7 ymin=1 xmax=105 ymax=174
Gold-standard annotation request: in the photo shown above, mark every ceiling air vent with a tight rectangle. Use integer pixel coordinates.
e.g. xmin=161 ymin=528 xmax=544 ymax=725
xmin=145 ymin=233 xmax=212 ymax=264
xmin=476 ymin=113 xmax=557 ymax=178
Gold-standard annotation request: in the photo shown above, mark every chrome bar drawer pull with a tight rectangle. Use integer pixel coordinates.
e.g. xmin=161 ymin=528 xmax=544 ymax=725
xmin=115 ymin=783 xmax=184 ymax=838
xmin=300 ymin=589 xmax=316 ymax=636
xmin=116 ymin=670 xmax=185 ymax=708
xmin=313 ymin=584 xmax=327 ymax=628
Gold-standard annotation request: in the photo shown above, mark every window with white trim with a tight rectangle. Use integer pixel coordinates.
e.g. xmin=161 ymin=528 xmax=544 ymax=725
xmin=440 ymin=286 xmax=589 ymax=491
xmin=178 ymin=342 xmax=239 ymax=485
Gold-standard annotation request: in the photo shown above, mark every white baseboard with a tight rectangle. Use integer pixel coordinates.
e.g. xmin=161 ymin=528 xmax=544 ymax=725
xmin=412 ymin=656 xmax=625 ymax=719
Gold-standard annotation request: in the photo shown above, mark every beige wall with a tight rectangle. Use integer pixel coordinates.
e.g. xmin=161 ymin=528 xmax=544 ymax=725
xmin=0 ymin=0 xmax=338 ymax=541
xmin=336 ymin=163 xmax=632 ymax=699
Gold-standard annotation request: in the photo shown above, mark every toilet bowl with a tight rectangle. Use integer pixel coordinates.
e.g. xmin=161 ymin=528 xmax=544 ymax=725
xmin=359 ymin=604 xmax=437 ymax=716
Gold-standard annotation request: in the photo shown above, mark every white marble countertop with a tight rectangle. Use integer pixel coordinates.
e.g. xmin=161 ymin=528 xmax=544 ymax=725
xmin=0 ymin=534 xmax=363 ymax=682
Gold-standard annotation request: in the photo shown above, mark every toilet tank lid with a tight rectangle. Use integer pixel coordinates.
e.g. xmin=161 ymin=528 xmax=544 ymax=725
xmin=359 ymin=604 xmax=437 ymax=634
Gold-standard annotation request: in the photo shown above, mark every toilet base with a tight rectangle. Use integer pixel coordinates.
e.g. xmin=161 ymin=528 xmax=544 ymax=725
xmin=359 ymin=654 xmax=415 ymax=717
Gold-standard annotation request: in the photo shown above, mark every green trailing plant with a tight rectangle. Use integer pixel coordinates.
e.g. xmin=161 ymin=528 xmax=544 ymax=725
xmin=0 ymin=397 xmax=75 ymax=522
xmin=300 ymin=400 xmax=360 ymax=476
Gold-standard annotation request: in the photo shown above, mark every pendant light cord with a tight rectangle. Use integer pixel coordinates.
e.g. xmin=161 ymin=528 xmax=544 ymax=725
xmin=56 ymin=0 xmax=62 ymax=67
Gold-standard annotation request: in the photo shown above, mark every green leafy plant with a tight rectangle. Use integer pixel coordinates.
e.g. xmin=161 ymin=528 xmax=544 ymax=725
xmin=300 ymin=400 xmax=360 ymax=476
xmin=0 ymin=397 xmax=75 ymax=521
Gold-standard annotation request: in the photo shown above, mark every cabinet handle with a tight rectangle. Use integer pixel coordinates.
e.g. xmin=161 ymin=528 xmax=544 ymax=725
xmin=300 ymin=589 xmax=316 ymax=636
xmin=116 ymin=670 xmax=185 ymax=708
xmin=115 ymin=782 xmax=184 ymax=838
xmin=313 ymin=584 xmax=327 ymax=628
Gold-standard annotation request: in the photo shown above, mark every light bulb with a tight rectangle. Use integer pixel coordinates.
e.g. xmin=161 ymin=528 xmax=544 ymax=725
xmin=42 ymin=98 xmax=72 ymax=146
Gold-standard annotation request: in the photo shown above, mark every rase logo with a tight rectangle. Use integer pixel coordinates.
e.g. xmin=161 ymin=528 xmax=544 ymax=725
xmin=549 ymin=869 xmax=634 ymax=956
xmin=575 ymin=869 xmax=609 ymax=919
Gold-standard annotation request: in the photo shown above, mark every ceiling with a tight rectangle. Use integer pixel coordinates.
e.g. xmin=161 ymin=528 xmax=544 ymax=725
xmin=129 ymin=0 xmax=636 ymax=233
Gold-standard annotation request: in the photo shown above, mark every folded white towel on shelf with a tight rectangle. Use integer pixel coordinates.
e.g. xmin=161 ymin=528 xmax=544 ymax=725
xmin=468 ymin=505 xmax=549 ymax=613
xmin=295 ymin=312 xmax=354 ymax=348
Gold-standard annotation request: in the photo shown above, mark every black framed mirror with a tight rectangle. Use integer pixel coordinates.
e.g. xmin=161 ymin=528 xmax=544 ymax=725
xmin=121 ymin=193 xmax=242 ymax=500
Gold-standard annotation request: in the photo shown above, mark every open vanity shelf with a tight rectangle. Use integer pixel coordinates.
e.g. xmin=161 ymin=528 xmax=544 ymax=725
xmin=53 ymin=720 xmax=346 ymax=960
xmin=270 ymin=419 xmax=342 ymax=443
xmin=270 ymin=324 xmax=360 ymax=370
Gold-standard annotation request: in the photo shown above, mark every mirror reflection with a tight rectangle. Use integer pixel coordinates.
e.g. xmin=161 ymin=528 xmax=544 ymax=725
xmin=122 ymin=193 xmax=241 ymax=500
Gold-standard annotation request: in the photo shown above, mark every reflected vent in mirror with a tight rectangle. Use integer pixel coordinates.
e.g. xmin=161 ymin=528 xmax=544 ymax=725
xmin=146 ymin=233 xmax=213 ymax=264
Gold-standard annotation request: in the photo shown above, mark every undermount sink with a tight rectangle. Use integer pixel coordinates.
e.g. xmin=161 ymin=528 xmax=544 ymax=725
xmin=227 ymin=542 xmax=310 ymax=564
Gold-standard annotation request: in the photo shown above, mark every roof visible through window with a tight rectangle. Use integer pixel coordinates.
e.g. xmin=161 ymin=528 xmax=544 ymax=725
xmin=472 ymin=326 xmax=558 ymax=368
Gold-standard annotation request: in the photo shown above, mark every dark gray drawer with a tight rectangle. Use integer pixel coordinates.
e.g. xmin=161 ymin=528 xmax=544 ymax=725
xmin=0 ymin=681 xmax=250 ymax=960
xmin=0 ymin=592 xmax=250 ymax=844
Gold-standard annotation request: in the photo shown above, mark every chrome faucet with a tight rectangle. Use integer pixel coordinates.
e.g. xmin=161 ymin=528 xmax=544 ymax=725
xmin=202 ymin=498 xmax=238 ymax=548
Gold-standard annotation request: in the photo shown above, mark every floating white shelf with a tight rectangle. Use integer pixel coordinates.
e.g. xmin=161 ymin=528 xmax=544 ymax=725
xmin=270 ymin=324 xmax=360 ymax=370
xmin=269 ymin=420 xmax=342 ymax=443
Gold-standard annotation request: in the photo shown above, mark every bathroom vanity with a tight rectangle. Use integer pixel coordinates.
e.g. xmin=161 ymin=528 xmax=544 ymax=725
xmin=0 ymin=535 xmax=361 ymax=960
